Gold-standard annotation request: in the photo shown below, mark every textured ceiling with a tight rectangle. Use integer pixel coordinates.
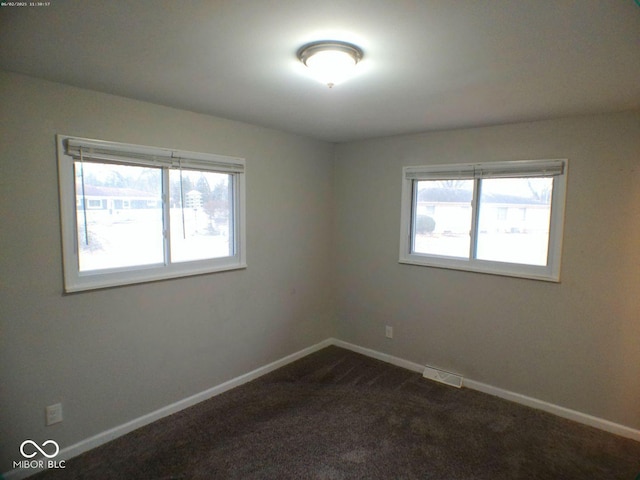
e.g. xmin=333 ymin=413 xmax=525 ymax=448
xmin=1 ymin=0 xmax=639 ymax=142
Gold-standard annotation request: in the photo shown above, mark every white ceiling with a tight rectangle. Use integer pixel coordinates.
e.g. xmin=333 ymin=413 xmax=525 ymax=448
xmin=1 ymin=1 xmax=639 ymax=143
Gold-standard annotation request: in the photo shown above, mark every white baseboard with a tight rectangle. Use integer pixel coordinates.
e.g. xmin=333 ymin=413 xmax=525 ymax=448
xmin=5 ymin=337 xmax=639 ymax=479
xmin=463 ymin=378 xmax=640 ymax=442
xmin=332 ymin=338 xmax=640 ymax=443
xmin=3 ymin=339 xmax=333 ymax=480
xmin=331 ymin=338 xmax=425 ymax=373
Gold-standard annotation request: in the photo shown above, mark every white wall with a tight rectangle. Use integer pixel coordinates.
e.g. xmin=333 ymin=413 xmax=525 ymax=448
xmin=0 ymin=72 xmax=335 ymax=472
xmin=333 ymin=111 xmax=640 ymax=431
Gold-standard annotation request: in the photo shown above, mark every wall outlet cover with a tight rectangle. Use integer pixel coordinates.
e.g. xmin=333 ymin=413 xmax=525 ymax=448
xmin=46 ymin=403 xmax=63 ymax=425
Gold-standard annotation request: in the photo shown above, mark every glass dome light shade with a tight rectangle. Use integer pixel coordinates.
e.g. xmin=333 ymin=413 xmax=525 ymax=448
xmin=298 ymin=41 xmax=363 ymax=88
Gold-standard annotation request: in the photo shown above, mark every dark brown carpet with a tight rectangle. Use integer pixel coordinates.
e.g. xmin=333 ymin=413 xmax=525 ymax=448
xmin=32 ymin=346 xmax=640 ymax=479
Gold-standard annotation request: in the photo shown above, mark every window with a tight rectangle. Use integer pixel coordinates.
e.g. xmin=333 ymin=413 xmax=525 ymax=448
xmin=57 ymin=135 xmax=246 ymax=292
xmin=399 ymin=159 xmax=567 ymax=281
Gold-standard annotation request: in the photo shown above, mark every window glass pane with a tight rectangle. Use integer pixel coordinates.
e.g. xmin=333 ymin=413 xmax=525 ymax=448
xmin=476 ymin=177 xmax=552 ymax=265
xmin=412 ymin=180 xmax=473 ymax=258
xmin=75 ymin=162 xmax=164 ymax=271
xmin=169 ymin=170 xmax=233 ymax=262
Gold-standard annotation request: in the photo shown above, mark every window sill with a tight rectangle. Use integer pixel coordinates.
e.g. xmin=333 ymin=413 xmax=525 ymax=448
xmin=63 ymin=261 xmax=247 ymax=293
xmin=399 ymin=255 xmax=560 ymax=283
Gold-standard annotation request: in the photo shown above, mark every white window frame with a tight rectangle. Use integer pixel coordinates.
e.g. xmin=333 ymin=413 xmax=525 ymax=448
xmin=399 ymin=159 xmax=568 ymax=282
xmin=57 ymin=135 xmax=246 ymax=292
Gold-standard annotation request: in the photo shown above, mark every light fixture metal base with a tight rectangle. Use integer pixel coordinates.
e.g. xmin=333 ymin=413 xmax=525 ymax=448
xmin=297 ymin=40 xmax=364 ymax=66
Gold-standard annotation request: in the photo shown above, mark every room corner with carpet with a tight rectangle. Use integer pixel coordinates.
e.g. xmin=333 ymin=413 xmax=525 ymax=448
xmin=26 ymin=346 xmax=640 ymax=480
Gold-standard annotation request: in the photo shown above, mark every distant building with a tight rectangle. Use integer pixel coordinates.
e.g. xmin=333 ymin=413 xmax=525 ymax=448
xmin=417 ymin=187 xmax=550 ymax=234
xmin=76 ymin=185 xmax=162 ymax=212
xmin=185 ymin=190 xmax=203 ymax=209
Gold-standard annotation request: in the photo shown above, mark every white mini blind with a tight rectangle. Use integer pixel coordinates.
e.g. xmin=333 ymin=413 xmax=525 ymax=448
xmin=65 ymin=137 xmax=245 ymax=173
xmin=404 ymin=159 xmax=565 ymax=181
xmin=404 ymin=164 xmax=475 ymax=180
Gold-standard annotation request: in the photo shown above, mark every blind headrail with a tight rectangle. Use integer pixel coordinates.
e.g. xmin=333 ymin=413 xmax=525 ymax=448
xmin=405 ymin=159 xmax=565 ymax=180
xmin=64 ymin=137 xmax=245 ymax=173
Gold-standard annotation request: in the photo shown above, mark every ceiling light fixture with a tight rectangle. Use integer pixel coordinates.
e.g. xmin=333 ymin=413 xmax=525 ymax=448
xmin=297 ymin=41 xmax=363 ymax=88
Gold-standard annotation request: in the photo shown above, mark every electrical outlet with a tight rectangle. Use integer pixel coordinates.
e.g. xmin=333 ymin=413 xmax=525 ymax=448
xmin=46 ymin=403 xmax=63 ymax=426
xmin=385 ymin=325 xmax=393 ymax=339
